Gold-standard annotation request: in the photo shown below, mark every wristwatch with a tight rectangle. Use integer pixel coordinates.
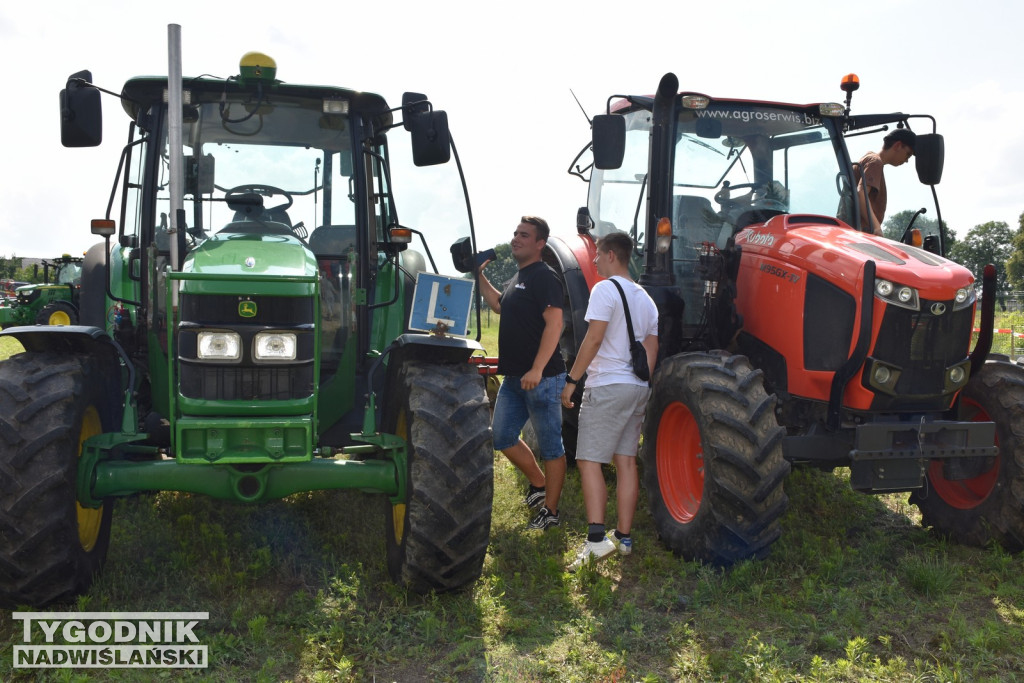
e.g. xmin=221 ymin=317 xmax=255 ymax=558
xmin=565 ymin=375 xmax=579 ymax=385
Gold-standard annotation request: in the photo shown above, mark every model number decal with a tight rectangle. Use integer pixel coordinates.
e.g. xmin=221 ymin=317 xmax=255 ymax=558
xmin=760 ymin=263 xmax=800 ymax=283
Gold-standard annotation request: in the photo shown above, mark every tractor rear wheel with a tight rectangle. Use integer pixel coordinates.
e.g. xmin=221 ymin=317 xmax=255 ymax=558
xmin=910 ymin=360 xmax=1024 ymax=551
xmin=641 ymin=351 xmax=789 ymax=566
xmin=36 ymin=300 xmax=78 ymax=326
xmin=0 ymin=352 xmax=115 ymax=607
xmin=383 ymin=361 xmax=493 ymax=592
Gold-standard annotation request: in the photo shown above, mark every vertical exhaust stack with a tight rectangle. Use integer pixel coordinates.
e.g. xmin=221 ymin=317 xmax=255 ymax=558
xmin=167 ymin=24 xmax=184 ymax=305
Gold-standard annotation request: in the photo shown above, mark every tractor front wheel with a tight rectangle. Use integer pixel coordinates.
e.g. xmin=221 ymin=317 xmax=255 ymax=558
xmin=641 ymin=351 xmax=789 ymax=566
xmin=910 ymin=360 xmax=1024 ymax=550
xmin=36 ymin=301 xmax=78 ymax=326
xmin=0 ymin=352 xmax=115 ymax=607
xmin=383 ymin=361 xmax=493 ymax=592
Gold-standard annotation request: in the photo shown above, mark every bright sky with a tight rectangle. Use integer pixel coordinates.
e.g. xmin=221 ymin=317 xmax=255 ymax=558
xmin=3 ymin=0 xmax=1023 ymax=262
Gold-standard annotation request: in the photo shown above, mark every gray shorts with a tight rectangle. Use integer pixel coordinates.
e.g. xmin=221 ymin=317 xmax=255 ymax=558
xmin=575 ymin=383 xmax=651 ymax=464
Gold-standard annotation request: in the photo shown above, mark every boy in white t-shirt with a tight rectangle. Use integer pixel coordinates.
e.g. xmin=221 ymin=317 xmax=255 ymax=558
xmin=560 ymin=231 xmax=658 ymax=571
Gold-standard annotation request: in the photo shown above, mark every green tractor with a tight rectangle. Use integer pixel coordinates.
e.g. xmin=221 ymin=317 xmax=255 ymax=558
xmin=0 ymin=35 xmax=494 ymax=607
xmin=0 ymin=254 xmax=84 ymax=327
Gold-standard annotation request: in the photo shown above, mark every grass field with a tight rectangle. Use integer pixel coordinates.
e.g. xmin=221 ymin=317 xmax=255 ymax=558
xmin=1 ymin=317 xmax=1023 ymax=680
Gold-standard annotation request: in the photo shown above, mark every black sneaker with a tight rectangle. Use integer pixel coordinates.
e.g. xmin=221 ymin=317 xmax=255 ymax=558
xmin=524 ymin=486 xmax=546 ymax=509
xmin=528 ymin=506 xmax=560 ymax=530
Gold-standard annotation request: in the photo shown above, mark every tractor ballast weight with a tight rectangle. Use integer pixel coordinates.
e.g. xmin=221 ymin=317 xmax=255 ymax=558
xmin=552 ymin=73 xmax=1024 ymax=565
xmin=0 ymin=32 xmax=493 ymax=607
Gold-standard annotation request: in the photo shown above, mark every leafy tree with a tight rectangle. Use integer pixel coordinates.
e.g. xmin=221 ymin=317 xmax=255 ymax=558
xmin=947 ymin=220 xmax=1015 ymax=296
xmin=1004 ymin=211 xmax=1024 ymax=291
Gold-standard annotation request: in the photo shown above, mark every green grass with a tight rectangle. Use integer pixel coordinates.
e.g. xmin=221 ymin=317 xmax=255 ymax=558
xmin=2 ymin=462 xmax=1022 ymax=681
xmin=1 ymin=317 xmax=1023 ymax=680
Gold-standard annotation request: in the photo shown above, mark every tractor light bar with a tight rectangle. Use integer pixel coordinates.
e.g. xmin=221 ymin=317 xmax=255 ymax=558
xmin=254 ymin=331 xmax=297 ymax=361
xmin=323 ymin=98 xmax=349 ymax=114
xmin=681 ymin=95 xmax=709 ymax=110
xmin=197 ymin=331 xmax=242 ymax=361
xmin=819 ymin=102 xmax=845 ymax=117
xmin=162 ymin=89 xmax=192 ymax=105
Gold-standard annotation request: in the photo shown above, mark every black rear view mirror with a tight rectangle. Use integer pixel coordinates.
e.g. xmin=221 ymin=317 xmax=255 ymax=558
xmin=60 ymin=70 xmax=102 ymax=148
xmin=915 ymin=133 xmax=944 ymax=185
xmin=409 ymin=110 xmax=451 ymax=167
xmin=592 ymin=115 xmax=626 ymax=170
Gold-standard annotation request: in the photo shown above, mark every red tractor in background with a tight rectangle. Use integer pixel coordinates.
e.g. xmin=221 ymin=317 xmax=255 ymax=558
xmin=541 ymin=73 xmax=1024 ymax=565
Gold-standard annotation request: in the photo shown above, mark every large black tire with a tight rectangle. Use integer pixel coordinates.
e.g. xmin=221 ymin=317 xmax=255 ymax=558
xmin=910 ymin=360 xmax=1024 ymax=550
xmin=36 ymin=300 xmax=78 ymax=326
xmin=0 ymin=352 xmax=116 ymax=607
xmin=641 ymin=351 xmax=789 ymax=566
xmin=382 ymin=361 xmax=493 ymax=593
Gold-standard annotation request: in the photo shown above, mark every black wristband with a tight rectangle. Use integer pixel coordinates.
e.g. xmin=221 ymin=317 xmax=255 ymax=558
xmin=565 ymin=375 xmax=578 ymax=385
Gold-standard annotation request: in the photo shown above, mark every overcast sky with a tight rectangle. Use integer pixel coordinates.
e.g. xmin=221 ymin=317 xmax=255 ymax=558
xmin=2 ymin=0 xmax=1023 ymax=263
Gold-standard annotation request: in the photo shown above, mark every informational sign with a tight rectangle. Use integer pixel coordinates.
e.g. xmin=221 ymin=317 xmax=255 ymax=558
xmin=408 ymin=273 xmax=474 ymax=337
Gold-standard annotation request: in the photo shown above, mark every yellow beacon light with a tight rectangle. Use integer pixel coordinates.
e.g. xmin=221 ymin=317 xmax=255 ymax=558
xmin=239 ymin=52 xmax=277 ymax=83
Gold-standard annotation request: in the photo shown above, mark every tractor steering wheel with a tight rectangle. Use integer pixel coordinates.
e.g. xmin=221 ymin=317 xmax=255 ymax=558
xmin=225 ymin=184 xmax=294 ymax=218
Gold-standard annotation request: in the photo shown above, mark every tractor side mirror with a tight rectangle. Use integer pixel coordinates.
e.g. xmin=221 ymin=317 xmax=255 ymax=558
xmin=402 ymin=92 xmax=430 ymax=132
xmin=450 ymin=236 xmax=475 ymax=274
xmin=409 ymin=110 xmax=451 ymax=167
xmin=60 ymin=70 xmax=103 ymax=148
xmin=915 ymin=133 xmax=944 ymax=186
xmin=592 ymin=115 xmax=625 ymax=170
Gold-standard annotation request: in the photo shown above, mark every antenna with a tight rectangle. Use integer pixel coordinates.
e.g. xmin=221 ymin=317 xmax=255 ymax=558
xmin=570 ymin=89 xmax=591 ymax=126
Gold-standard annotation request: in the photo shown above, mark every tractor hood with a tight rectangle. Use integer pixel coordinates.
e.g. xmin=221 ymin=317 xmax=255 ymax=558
xmin=734 ymin=214 xmax=974 ymax=300
xmin=179 ymin=232 xmax=318 ymax=297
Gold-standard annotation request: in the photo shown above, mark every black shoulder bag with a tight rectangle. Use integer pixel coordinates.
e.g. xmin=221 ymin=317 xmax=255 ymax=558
xmin=608 ymin=278 xmax=650 ymax=382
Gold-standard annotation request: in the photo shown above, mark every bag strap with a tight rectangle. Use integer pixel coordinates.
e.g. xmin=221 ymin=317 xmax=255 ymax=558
xmin=608 ymin=278 xmax=637 ymax=345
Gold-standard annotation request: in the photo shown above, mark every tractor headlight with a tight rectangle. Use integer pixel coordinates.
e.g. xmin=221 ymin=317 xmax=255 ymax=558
xmin=197 ymin=331 xmax=242 ymax=360
xmin=254 ymin=331 xmax=297 ymax=361
xmin=874 ymin=278 xmax=919 ymax=311
xmin=952 ymin=287 xmax=976 ymax=311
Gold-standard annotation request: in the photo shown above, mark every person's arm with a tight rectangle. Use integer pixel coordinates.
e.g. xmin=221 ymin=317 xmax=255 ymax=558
xmin=477 ymin=265 xmax=502 ymax=314
xmin=642 ymin=333 xmax=658 ymax=380
xmin=521 ymin=305 xmax=563 ymax=390
xmin=561 ymin=319 xmax=608 ymax=408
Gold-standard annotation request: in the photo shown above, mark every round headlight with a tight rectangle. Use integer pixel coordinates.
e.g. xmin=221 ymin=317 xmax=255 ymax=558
xmin=898 ymin=287 xmax=914 ymax=303
xmin=873 ymin=365 xmax=892 ymax=385
xmin=955 ymin=288 xmax=969 ymax=304
xmin=876 ymin=280 xmax=894 ymax=297
xmin=949 ymin=366 xmax=966 ymax=385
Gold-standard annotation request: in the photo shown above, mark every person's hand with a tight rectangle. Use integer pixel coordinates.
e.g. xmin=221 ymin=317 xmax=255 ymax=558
xmin=561 ymin=383 xmax=575 ymax=408
xmin=520 ymin=368 xmax=542 ymax=391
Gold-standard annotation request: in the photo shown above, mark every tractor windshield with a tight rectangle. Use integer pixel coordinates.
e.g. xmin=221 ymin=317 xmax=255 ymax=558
xmin=589 ymin=101 xmax=847 ymax=324
xmin=153 ymin=94 xmax=359 ymax=240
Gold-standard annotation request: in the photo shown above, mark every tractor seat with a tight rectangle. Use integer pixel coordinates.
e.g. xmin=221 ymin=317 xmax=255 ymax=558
xmin=308 ymin=225 xmax=357 ymax=258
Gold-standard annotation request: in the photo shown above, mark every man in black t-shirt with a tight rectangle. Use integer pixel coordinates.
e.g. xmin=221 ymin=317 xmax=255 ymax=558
xmin=478 ymin=216 xmax=567 ymax=530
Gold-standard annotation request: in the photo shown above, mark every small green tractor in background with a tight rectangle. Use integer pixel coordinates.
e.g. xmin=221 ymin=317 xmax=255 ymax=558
xmin=0 ymin=28 xmax=494 ymax=607
xmin=0 ymin=254 xmax=84 ymax=327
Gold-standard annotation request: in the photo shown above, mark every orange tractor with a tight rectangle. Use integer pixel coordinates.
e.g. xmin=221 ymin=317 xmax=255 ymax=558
xmin=543 ymin=73 xmax=1024 ymax=564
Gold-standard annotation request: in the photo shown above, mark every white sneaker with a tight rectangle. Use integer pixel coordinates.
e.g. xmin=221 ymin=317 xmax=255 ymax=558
xmin=568 ymin=536 xmax=616 ymax=571
xmin=614 ymin=535 xmax=633 ymax=556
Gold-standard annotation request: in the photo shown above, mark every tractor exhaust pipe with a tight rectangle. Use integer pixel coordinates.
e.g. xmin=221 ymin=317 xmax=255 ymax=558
xmin=969 ymin=264 xmax=997 ymax=377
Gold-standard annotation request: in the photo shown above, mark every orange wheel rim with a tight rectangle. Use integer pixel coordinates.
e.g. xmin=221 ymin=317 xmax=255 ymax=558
xmin=656 ymin=401 xmax=704 ymax=523
xmin=929 ymin=396 xmax=1000 ymax=509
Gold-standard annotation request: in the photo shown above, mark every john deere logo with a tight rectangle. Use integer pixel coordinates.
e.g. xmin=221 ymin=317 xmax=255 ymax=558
xmin=239 ymin=301 xmax=258 ymax=318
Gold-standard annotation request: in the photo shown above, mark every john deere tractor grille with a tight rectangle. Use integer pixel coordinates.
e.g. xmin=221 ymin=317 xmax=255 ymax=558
xmin=178 ymin=293 xmax=315 ymax=402
xmin=870 ymin=300 xmax=972 ymax=397
xmin=180 ymin=365 xmax=314 ymax=401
